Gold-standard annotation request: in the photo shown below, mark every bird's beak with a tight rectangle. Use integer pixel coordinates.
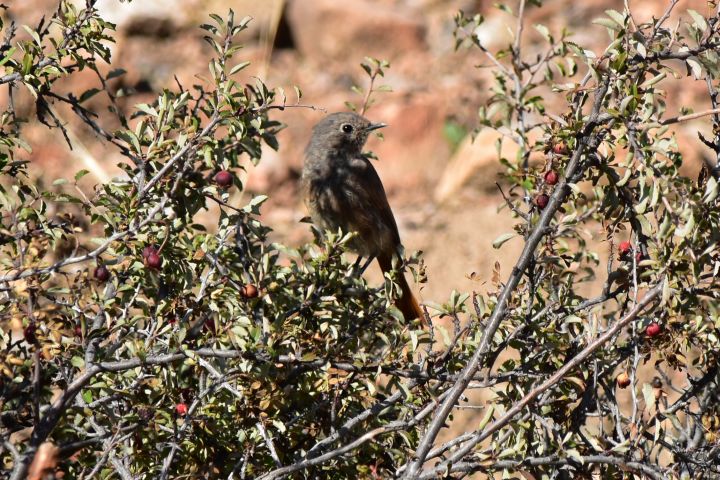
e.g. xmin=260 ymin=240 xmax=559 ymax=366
xmin=365 ymin=122 xmax=387 ymax=132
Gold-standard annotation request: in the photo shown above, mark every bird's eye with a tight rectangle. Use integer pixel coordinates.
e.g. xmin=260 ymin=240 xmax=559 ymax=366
xmin=341 ymin=124 xmax=353 ymax=134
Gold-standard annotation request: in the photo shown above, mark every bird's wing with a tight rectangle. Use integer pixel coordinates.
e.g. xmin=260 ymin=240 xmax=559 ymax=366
xmin=344 ymin=156 xmax=402 ymax=249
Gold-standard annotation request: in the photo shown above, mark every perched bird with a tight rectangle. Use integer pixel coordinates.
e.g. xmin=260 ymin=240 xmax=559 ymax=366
xmin=301 ymin=112 xmax=423 ymax=321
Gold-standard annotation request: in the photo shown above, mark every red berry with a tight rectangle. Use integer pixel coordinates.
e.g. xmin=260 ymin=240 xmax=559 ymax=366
xmin=93 ymin=265 xmax=110 ymax=282
xmin=616 ymin=372 xmax=631 ymax=389
xmin=142 ymin=245 xmax=157 ymax=259
xmin=242 ymin=284 xmax=259 ymax=299
xmin=544 ymin=170 xmax=559 ymax=185
xmin=24 ymin=323 xmax=38 ymax=344
xmin=645 ymin=322 xmax=661 ymax=337
xmin=145 ymin=252 xmax=162 ymax=270
xmin=175 ymin=403 xmax=188 ymax=415
xmin=618 ymin=241 xmax=632 ymax=255
xmin=203 ymin=318 xmax=217 ymax=334
xmin=552 ymin=142 xmax=569 ymax=155
xmin=214 ymin=170 xmax=233 ymax=188
xmin=534 ymin=194 xmax=549 ymax=209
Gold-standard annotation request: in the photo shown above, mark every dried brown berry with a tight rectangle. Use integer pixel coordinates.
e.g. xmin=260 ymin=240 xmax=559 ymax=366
xmin=242 ymin=284 xmax=259 ymax=299
xmin=214 ymin=170 xmax=233 ymax=188
xmin=145 ymin=252 xmax=162 ymax=270
xmin=93 ymin=265 xmax=110 ymax=282
xmin=616 ymin=372 xmax=631 ymax=389
xmin=544 ymin=170 xmax=559 ymax=185
xmin=535 ymin=194 xmax=549 ymax=209
xmin=552 ymin=142 xmax=569 ymax=155
xmin=24 ymin=323 xmax=38 ymax=344
xmin=203 ymin=318 xmax=217 ymax=334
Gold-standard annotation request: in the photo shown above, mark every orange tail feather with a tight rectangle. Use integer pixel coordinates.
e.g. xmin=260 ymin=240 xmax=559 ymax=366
xmin=378 ymin=254 xmax=425 ymax=323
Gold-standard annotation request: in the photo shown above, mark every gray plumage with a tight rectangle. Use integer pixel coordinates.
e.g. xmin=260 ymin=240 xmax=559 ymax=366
xmin=301 ymin=112 xmax=423 ymax=320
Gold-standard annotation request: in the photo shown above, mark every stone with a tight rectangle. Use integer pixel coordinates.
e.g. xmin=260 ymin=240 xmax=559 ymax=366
xmin=286 ymin=0 xmax=427 ymax=62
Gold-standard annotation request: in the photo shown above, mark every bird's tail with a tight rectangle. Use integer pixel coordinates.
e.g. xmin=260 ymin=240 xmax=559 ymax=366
xmin=378 ymin=254 xmax=425 ymax=323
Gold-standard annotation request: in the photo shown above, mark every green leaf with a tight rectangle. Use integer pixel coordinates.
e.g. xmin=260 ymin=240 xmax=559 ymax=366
xmin=676 ymin=212 xmax=695 ymax=238
xmin=565 ymin=448 xmax=584 ymax=463
xmin=703 ymin=177 xmax=718 ymax=204
xmin=611 ymin=439 xmax=630 ymax=453
xmin=79 ymin=88 xmax=101 ymax=103
xmin=209 ymin=13 xmax=225 ymax=27
xmin=534 ymin=24 xmax=552 ymax=42
xmin=662 ymin=277 xmax=672 ymax=306
xmin=635 ymin=214 xmax=653 ymax=236
xmin=642 ymin=382 xmax=655 ymax=408
xmin=593 ymin=18 xmax=622 ymax=31
xmin=687 ymin=9 xmax=708 ymax=32
xmin=640 ymin=72 xmax=666 ymax=88
xmin=230 ymin=61 xmax=251 ymax=75
xmin=244 ymin=195 xmax=268 ymax=214
xmin=409 ymin=330 xmax=418 ymax=352
xmin=106 ymin=68 xmax=126 ymax=80
xmin=492 ymin=233 xmax=516 ymax=249
xmin=0 ymin=46 xmax=16 ymax=66
xmin=136 ymin=104 xmax=157 ymax=116
xmin=22 ymin=25 xmax=42 ymax=46
xmin=604 ymin=9 xmax=626 ymax=27
xmin=477 ymin=405 xmax=495 ymax=430
xmin=687 ymin=58 xmax=703 ymax=79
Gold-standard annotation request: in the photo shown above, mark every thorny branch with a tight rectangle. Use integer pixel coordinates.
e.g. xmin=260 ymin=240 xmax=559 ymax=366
xmin=4 ymin=1 xmax=720 ymax=479
xmin=402 ymin=71 xmax=615 ymax=479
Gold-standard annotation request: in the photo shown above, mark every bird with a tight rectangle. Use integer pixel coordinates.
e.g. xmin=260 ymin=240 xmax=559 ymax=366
xmin=301 ymin=111 xmax=424 ymax=321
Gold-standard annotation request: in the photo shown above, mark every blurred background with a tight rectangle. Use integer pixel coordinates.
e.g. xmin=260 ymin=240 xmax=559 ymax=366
xmin=4 ymin=0 xmax=718 ymax=460
xmin=4 ymin=0 xmax=716 ymax=308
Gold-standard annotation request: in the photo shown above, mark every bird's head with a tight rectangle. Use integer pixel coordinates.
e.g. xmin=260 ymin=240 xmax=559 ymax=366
xmin=308 ymin=112 xmax=386 ymax=156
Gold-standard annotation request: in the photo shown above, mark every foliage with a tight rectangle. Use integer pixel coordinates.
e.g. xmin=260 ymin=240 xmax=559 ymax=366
xmin=1 ymin=1 xmax=720 ymax=479
xmin=407 ymin=2 xmax=720 ymax=478
xmin=0 ymin=3 xmax=427 ymax=478
xmin=345 ymin=56 xmax=393 ymax=115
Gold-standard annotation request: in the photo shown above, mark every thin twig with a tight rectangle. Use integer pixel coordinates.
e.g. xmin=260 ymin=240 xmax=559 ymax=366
xmin=401 ymin=75 xmax=614 ymax=480
xmin=659 ymin=107 xmax=720 ymax=125
xmin=420 ymin=283 xmax=662 ymax=478
xmin=256 ymin=421 xmax=283 ymax=468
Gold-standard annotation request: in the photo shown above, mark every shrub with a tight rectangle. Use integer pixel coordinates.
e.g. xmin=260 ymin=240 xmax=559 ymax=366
xmin=2 ymin=1 xmax=720 ymax=479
